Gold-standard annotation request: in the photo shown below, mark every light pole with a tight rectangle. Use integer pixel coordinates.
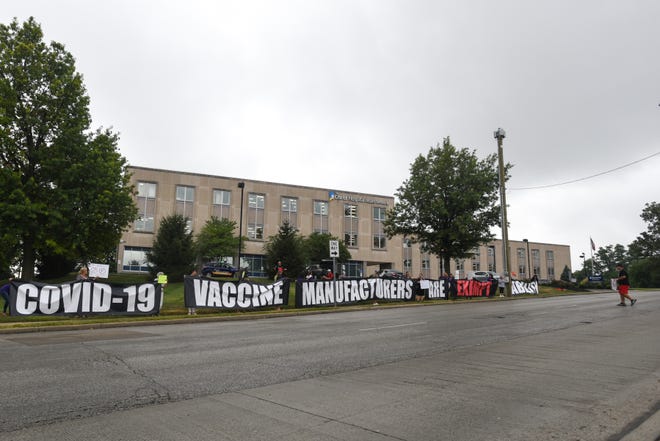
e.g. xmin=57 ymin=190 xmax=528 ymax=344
xmin=495 ymin=128 xmax=511 ymax=296
xmin=579 ymin=252 xmax=586 ymax=274
xmin=237 ymin=182 xmax=245 ymax=270
xmin=523 ymin=238 xmax=531 ymax=279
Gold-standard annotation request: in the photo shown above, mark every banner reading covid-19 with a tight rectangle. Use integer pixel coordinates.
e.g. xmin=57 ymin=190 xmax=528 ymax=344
xmin=10 ymin=280 xmax=162 ymax=316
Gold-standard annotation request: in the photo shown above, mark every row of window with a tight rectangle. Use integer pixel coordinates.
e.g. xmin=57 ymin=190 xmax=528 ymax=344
xmin=135 ymin=182 xmax=388 ymax=249
xmin=402 ymin=243 xmax=556 ymax=280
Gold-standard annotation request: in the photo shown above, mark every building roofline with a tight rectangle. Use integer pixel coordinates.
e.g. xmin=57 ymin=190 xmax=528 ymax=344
xmin=127 ymin=164 xmax=394 ymax=201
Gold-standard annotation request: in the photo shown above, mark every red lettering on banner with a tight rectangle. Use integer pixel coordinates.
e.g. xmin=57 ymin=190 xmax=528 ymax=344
xmin=456 ymin=280 xmax=492 ymax=297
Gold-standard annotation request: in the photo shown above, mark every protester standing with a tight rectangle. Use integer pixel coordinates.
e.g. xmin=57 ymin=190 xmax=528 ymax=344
xmin=1 ymin=277 xmax=13 ymax=315
xmin=498 ymin=276 xmax=506 ymax=297
xmin=76 ymin=267 xmax=89 ymax=281
xmin=188 ymin=269 xmax=198 ymax=315
xmin=615 ymin=263 xmax=637 ymax=306
xmin=274 ymin=260 xmax=286 ymax=281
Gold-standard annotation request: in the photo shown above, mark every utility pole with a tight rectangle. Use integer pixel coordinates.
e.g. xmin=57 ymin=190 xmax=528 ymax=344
xmin=495 ymin=128 xmax=512 ymax=296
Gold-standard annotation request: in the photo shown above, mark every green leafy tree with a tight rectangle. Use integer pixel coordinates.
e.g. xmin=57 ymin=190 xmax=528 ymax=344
xmin=560 ymin=265 xmax=571 ymax=282
xmin=146 ymin=214 xmax=195 ymax=282
xmin=195 ymin=217 xmax=241 ymax=265
xmin=0 ymin=18 xmax=136 ymax=279
xmin=629 ymin=258 xmax=660 ymax=288
xmin=384 ymin=137 xmax=507 ymax=272
xmin=628 ymin=201 xmax=660 ymax=259
xmin=304 ymin=232 xmax=351 ymax=264
xmin=263 ymin=221 xmax=307 ymax=279
xmin=593 ymin=244 xmax=628 ymax=278
xmin=628 ymin=201 xmax=660 ymax=287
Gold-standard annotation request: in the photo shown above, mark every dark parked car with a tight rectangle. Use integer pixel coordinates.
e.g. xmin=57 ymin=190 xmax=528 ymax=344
xmin=378 ymin=269 xmax=406 ymax=279
xmin=202 ymin=262 xmax=238 ymax=278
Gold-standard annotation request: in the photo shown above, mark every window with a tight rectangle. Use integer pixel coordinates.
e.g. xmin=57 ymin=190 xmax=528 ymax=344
xmin=212 ymin=189 xmax=231 ymax=219
xmin=344 ymin=204 xmax=358 ymax=247
xmin=135 ymin=182 xmax=156 ymax=232
xmin=343 ymin=261 xmax=364 ymax=278
xmin=242 ymin=254 xmax=267 ymax=278
xmin=313 ymin=200 xmax=329 ymax=233
xmin=487 ymin=246 xmax=496 ymax=272
xmin=281 ymin=197 xmax=298 ymax=228
xmin=546 ymin=250 xmax=555 ymax=279
xmin=517 ymin=247 xmax=527 ymax=278
xmin=403 ymin=237 xmax=412 ymax=273
xmin=372 ymin=206 xmax=386 ymax=249
xmin=472 ymin=247 xmax=481 ymax=271
xmin=421 ymin=252 xmax=431 ymax=278
xmin=532 ymin=249 xmax=541 ymax=277
xmin=247 ymin=193 xmax=265 ymax=240
xmin=122 ymin=246 xmax=150 ymax=272
xmin=176 ymin=185 xmax=195 ymax=232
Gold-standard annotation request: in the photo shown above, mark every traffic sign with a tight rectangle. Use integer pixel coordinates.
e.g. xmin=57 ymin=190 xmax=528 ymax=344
xmin=329 ymin=240 xmax=339 ymax=258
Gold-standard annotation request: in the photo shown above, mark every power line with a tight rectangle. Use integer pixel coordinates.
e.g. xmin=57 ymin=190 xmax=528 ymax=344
xmin=509 ymin=150 xmax=660 ymax=191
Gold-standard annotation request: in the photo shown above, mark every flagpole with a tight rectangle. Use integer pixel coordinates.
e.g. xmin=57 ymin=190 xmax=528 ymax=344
xmin=589 ymin=237 xmax=595 ymax=276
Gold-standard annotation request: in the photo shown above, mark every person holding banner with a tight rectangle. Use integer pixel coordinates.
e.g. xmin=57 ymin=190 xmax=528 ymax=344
xmin=76 ymin=267 xmax=89 ymax=281
xmin=414 ymin=273 xmax=425 ymax=301
xmin=188 ymin=269 xmax=198 ymax=315
xmin=615 ymin=263 xmax=637 ymax=306
xmin=1 ymin=277 xmax=13 ymax=315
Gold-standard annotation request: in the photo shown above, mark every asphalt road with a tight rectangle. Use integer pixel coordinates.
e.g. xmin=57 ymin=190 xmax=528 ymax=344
xmin=1 ymin=291 xmax=658 ymax=440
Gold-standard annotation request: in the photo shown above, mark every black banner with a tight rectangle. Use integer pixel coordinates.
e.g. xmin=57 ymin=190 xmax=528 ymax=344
xmin=295 ymin=278 xmax=414 ymax=307
xmin=10 ymin=280 xmax=162 ymax=316
xmin=425 ymin=280 xmax=446 ymax=299
xmin=511 ymin=280 xmax=539 ymax=295
xmin=183 ymin=276 xmax=290 ymax=309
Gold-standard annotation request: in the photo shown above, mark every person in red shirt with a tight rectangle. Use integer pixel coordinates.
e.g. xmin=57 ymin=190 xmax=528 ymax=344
xmin=615 ymin=263 xmax=636 ymax=306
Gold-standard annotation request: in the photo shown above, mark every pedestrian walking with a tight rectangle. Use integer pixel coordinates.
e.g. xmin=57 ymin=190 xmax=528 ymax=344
xmin=615 ymin=263 xmax=637 ymax=306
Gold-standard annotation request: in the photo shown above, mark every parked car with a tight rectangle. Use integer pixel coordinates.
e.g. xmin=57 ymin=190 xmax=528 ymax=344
xmin=467 ymin=271 xmax=490 ymax=282
xmin=378 ymin=269 xmax=406 ymax=279
xmin=202 ymin=262 xmax=238 ymax=278
xmin=467 ymin=271 xmax=500 ymax=282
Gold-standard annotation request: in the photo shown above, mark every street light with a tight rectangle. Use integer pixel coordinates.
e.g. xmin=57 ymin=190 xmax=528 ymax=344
xmin=579 ymin=252 xmax=586 ymax=271
xmin=237 ymin=182 xmax=245 ymax=270
xmin=523 ymin=238 xmax=531 ymax=279
xmin=495 ymin=128 xmax=511 ymax=296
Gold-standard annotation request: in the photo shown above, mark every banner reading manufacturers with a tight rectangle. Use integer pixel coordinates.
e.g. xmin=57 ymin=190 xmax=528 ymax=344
xmin=184 ymin=276 xmax=290 ymax=309
xmin=10 ymin=280 xmax=162 ymax=316
xmin=296 ymin=278 xmax=414 ymax=307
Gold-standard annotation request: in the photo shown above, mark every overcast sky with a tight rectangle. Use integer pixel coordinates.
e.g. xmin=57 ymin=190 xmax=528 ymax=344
xmin=4 ymin=0 xmax=660 ymax=270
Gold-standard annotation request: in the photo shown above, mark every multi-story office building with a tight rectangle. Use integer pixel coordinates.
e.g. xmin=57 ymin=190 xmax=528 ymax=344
xmin=119 ymin=166 xmax=571 ymax=280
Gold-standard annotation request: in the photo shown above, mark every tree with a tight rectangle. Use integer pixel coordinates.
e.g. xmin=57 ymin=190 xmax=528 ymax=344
xmin=384 ymin=137 xmax=507 ymax=272
xmin=194 ymin=217 xmax=241 ymax=264
xmin=593 ymin=244 xmax=628 ymax=278
xmin=629 ymin=201 xmax=660 ymax=259
xmin=146 ymin=214 xmax=195 ymax=282
xmin=560 ymin=265 xmax=571 ymax=282
xmin=0 ymin=18 xmax=136 ymax=279
xmin=304 ymin=232 xmax=351 ymax=265
xmin=628 ymin=201 xmax=660 ymax=288
xmin=263 ymin=221 xmax=307 ymax=279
